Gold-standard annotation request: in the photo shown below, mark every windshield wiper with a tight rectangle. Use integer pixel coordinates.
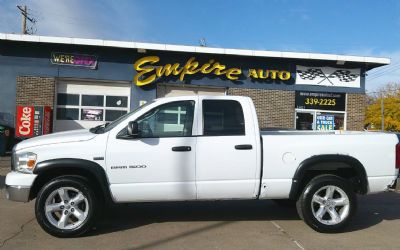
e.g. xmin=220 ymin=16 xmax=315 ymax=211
xmin=89 ymin=123 xmax=109 ymax=134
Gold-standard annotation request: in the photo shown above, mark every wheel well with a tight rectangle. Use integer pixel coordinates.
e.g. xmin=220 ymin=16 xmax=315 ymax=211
xmin=30 ymin=167 xmax=107 ymax=203
xmin=289 ymin=159 xmax=368 ymax=200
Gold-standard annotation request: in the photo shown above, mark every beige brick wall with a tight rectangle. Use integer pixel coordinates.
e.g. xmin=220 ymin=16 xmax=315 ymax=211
xmin=346 ymin=93 xmax=366 ymax=131
xmin=227 ymin=88 xmax=295 ymax=129
xmin=16 ymin=76 xmax=56 ymax=107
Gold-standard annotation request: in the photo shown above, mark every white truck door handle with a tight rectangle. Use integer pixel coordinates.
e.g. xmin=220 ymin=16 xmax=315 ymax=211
xmin=235 ymin=144 xmax=253 ymax=150
xmin=172 ymin=146 xmax=192 ymax=152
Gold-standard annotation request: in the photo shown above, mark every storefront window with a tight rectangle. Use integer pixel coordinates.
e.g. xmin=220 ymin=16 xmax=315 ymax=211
xmin=106 ymin=96 xmax=128 ymax=108
xmin=56 ymin=108 xmax=79 ymax=120
xmin=57 ymin=93 xmax=79 ymax=106
xmin=81 ymin=109 xmax=103 ymax=121
xmin=295 ymin=91 xmax=346 ymax=131
xmin=295 ymin=110 xmax=346 ymax=131
xmin=56 ymin=93 xmax=129 ymax=122
xmin=105 ymin=110 xmax=128 ymax=121
xmin=316 ymin=112 xmax=345 ymax=131
xmin=82 ymin=95 xmax=104 ymax=106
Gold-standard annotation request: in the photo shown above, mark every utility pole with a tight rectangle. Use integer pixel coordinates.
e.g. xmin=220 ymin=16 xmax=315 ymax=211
xmin=22 ymin=5 xmax=27 ymax=34
xmin=17 ymin=5 xmax=36 ymax=35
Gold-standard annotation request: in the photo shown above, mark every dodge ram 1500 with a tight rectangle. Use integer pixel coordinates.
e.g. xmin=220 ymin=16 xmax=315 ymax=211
xmin=5 ymin=95 xmax=400 ymax=237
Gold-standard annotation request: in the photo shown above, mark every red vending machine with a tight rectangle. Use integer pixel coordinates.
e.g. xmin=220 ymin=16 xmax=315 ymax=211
xmin=16 ymin=106 xmax=53 ymax=138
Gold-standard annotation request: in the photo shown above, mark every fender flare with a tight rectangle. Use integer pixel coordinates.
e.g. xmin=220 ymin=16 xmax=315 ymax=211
xmin=288 ymin=154 xmax=368 ymax=199
xmin=32 ymin=158 xmax=114 ymax=204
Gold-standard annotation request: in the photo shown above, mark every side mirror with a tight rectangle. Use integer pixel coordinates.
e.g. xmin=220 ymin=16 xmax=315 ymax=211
xmin=127 ymin=121 xmax=139 ymax=137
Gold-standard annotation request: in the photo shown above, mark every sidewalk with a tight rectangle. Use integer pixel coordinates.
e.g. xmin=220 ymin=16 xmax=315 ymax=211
xmin=0 ymin=156 xmax=10 ymax=169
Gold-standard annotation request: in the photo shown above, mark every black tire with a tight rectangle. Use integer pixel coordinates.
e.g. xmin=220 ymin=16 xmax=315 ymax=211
xmin=35 ymin=176 xmax=98 ymax=237
xmin=296 ymin=174 xmax=357 ymax=233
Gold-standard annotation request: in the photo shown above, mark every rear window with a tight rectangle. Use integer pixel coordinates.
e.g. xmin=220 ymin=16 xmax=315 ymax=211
xmin=202 ymin=100 xmax=245 ymax=136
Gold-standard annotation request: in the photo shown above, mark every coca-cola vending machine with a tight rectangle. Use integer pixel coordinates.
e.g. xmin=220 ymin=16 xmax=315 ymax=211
xmin=16 ymin=106 xmax=52 ymax=138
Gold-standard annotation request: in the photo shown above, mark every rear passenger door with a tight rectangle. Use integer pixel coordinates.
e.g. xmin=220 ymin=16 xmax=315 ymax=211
xmin=195 ymin=97 xmax=259 ymax=199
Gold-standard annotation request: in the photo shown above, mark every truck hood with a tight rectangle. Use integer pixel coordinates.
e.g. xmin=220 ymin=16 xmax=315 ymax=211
xmin=15 ymin=129 xmax=97 ymax=151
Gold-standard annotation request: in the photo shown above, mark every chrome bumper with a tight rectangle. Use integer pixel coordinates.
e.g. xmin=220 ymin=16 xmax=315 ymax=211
xmin=5 ymin=185 xmax=31 ymax=202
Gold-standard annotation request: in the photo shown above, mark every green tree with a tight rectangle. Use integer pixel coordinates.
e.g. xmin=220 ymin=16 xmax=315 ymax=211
xmin=365 ymin=83 xmax=400 ymax=131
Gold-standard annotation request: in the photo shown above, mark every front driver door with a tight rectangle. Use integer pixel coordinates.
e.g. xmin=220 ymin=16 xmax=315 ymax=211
xmin=106 ymin=100 xmax=197 ymax=202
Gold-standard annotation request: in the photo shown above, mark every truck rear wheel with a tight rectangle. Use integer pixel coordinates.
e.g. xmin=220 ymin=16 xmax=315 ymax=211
xmin=35 ymin=176 xmax=98 ymax=237
xmin=296 ymin=174 xmax=356 ymax=233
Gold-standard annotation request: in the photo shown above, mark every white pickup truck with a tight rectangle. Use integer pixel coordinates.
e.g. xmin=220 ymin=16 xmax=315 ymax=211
xmin=5 ymin=95 xmax=400 ymax=237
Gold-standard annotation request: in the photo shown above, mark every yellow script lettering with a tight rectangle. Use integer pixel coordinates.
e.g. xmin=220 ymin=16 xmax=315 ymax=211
xmin=133 ymin=56 xmax=160 ymax=86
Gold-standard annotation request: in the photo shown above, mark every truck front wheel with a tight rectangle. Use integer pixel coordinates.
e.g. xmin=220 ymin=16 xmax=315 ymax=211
xmin=35 ymin=176 xmax=98 ymax=237
xmin=296 ymin=174 xmax=357 ymax=233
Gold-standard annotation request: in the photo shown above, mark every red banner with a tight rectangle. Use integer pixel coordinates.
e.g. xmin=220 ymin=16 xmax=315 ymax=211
xmin=16 ymin=106 xmax=34 ymax=138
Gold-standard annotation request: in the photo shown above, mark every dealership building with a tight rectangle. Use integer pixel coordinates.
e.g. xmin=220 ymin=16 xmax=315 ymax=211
xmin=0 ymin=33 xmax=390 ymax=135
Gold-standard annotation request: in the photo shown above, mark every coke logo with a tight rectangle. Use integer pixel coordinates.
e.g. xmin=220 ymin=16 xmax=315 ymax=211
xmin=16 ymin=106 xmax=34 ymax=137
xmin=18 ymin=107 xmax=32 ymax=135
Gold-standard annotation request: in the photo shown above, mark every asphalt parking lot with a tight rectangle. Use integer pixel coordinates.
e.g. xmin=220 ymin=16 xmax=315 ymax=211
xmin=1 ymin=156 xmax=400 ymax=250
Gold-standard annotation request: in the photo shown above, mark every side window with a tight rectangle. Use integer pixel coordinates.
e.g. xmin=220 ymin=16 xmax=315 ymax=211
xmin=203 ymin=100 xmax=245 ymax=136
xmin=135 ymin=101 xmax=195 ymax=138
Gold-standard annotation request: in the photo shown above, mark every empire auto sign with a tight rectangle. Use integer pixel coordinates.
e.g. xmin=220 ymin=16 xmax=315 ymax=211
xmin=133 ymin=56 xmax=292 ymax=86
xmin=132 ymin=56 xmax=361 ymax=88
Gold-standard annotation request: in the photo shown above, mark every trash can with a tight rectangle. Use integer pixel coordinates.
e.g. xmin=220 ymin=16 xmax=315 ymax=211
xmin=0 ymin=126 xmax=6 ymax=156
xmin=0 ymin=125 xmax=12 ymax=156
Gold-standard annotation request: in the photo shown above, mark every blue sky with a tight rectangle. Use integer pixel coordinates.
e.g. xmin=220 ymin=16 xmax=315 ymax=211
xmin=1 ymin=0 xmax=400 ymax=92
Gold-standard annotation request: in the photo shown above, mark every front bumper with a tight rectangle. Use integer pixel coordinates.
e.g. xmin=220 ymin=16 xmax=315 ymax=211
xmin=5 ymin=185 xmax=31 ymax=202
xmin=5 ymin=171 xmax=37 ymax=202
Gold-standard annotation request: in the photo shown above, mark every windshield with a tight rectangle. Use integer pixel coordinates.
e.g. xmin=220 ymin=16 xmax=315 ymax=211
xmin=89 ymin=101 xmax=154 ymax=134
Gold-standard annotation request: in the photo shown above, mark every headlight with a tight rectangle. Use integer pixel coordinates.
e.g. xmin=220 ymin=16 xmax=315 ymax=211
xmin=15 ymin=152 xmax=37 ymax=173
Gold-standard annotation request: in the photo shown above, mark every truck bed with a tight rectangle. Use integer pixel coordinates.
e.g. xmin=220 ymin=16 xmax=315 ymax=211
xmin=259 ymin=130 xmax=398 ymax=199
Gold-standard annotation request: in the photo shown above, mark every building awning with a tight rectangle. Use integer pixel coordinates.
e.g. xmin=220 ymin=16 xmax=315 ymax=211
xmin=0 ymin=33 xmax=390 ymax=70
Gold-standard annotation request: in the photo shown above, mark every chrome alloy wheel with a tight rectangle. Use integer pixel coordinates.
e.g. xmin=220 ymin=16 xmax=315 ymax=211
xmin=44 ymin=187 xmax=89 ymax=230
xmin=311 ymin=185 xmax=350 ymax=225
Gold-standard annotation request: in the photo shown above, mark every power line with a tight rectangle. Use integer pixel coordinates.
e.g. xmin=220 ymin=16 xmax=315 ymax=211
xmin=367 ymin=65 xmax=400 ymax=81
xmin=366 ymin=87 xmax=400 ymax=95
xmin=367 ymin=61 xmax=400 ymax=77
xmin=16 ymin=5 xmax=37 ymax=35
xmin=367 ymin=64 xmax=400 ymax=79
xmin=367 ymin=58 xmax=400 ymax=75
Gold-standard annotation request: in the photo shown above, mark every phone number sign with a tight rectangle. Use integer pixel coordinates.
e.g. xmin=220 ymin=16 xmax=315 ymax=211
xmin=295 ymin=91 xmax=345 ymax=111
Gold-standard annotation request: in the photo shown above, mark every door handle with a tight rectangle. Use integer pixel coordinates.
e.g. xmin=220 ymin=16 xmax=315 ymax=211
xmin=172 ymin=146 xmax=191 ymax=152
xmin=235 ymin=144 xmax=253 ymax=150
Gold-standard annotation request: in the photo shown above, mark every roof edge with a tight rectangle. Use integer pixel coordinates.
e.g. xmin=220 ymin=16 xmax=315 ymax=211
xmin=0 ymin=33 xmax=390 ymax=65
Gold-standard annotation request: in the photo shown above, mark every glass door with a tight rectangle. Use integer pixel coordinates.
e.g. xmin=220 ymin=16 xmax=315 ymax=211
xmin=296 ymin=111 xmax=314 ymax=130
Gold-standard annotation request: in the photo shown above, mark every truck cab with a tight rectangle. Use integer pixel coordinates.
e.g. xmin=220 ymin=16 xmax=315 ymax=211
xmin=105 ymin=95 xmax=261 ymax=202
